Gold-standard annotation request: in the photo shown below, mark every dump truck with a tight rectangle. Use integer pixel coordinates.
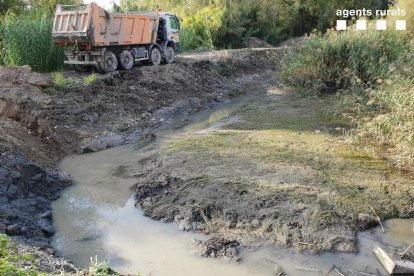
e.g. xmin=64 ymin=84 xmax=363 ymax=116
xmin=52 ymin=2 xmax=181 ymax=73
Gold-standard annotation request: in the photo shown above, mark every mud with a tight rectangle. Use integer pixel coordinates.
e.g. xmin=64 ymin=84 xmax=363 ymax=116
xmin=0 ymin=48 xmax=285 ymax=273
xmin=134 ymin=84 xmax=414 ymax=257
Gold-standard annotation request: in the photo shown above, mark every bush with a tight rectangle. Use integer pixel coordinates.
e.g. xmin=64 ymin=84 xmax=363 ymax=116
xmin=280 ymin=29 xmax=411 ymax=94
xmin=279 ymin=28 xmax=414 ymax=167
xmin=0 ymin=12 xmax=65 ymax=72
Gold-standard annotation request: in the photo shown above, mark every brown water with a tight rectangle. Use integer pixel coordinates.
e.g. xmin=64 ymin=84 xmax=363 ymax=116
xmin=52 ymin=92 xmax=414 ymax=276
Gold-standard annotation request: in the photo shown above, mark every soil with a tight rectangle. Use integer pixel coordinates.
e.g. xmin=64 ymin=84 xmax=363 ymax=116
xmin=134 ymin=86 xmax=414 ymax=256
xmin=0 ymin=48 xmax=285 ymax=273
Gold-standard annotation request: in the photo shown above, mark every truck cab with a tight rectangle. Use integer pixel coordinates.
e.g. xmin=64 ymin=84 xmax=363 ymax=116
xmin=157 ymin=13 xmax=181 ymax=62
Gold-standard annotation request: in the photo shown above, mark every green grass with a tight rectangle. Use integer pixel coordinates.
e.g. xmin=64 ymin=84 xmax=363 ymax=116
xmin=53 ymin=72 xmax=78 ymax=90
xmin=0 ymin=234 xmax=41 ymax=276
xmin=83 ymin=74 xmax=98 ymax=86
xmin=0 ymin=234 xmax=120 ymax=275
xmin=0 ymin=13 xmax=64 ymax=72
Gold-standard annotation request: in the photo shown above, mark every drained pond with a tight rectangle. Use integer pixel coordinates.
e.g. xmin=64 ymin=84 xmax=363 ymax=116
xmin=52 ymin=87 xmax=414 ymax=275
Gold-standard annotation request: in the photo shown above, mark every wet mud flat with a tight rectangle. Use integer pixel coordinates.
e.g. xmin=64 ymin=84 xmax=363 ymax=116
xmin=53 ymin=81 xmax=414 ymax=275
xmin=134 ymin=83 xmax=414 ymax=267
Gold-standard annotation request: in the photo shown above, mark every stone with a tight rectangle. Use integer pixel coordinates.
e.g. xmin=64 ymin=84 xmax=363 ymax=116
xmin=0 ymin=222 xmax=6 ymax=233
xmin=41 ymin=225 xmax=56 ymax=237
xmin=6 ymin=224 xmax=23 ymax=235
xmin=178 ymin=219 xmax=193 ymax=231
xmin=58 ymin=171 xmax=71 ymax=183
xmin=26 ymin=75 xmax=51 ymax=88
xmin=40 ymin=210 xmax=53 ymax=220
xmin=191 ymin=236 xmax=241 ymax=262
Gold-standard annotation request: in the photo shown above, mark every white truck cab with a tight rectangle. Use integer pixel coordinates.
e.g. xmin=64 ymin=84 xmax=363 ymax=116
xmin=158 ymin=13 xmax=181 ymax=54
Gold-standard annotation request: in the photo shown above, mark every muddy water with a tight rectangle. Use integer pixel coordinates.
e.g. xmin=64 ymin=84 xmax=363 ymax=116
xmin=52 ymin=92 xmax=414 ymax=275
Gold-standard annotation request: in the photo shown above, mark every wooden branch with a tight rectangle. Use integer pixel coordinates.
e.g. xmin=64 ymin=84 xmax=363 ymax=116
xmin=334 ymin=267 xmax=345 ymax=276
xmin=348 ymin=270 xmax=376 ymax=276
xmin=373 ymin=245 xmax=414 ymax=274
xmin=400 ymin=241 xmax=414 ymax=257
xmin=367 ymin=203 xmax=385 ymax=233
xmin=295 ymin=266 xmax=321 ymax=272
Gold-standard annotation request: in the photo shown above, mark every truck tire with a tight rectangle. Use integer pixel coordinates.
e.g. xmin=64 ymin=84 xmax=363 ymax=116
xmin=163 ymin=46 xmax=175 ymax=64
xmin=118 ymin=50 xmax=134 ymax=70
xmin=149 ymin=47 xmax=161 ymax=65
xmin=98 ymin=51 xmax=118 ymax=73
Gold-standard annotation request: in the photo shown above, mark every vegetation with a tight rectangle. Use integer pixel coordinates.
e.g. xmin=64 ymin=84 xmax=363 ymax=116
xmin=0 ymin=234 xmax=119 ymax=276
xmin=280 ymin=1 xmax=414 ymax=167
xmin=0 ymin=0 xmax=80 ymax=72
xmin=118 ymin=0 xmax=389 ymax=50
xmin=0 ymin=234 xmax=41 ymax=275
xmin=0 ymin=0 xmax=396 ymax=70
xmin=0 ymin=13 xmax=65 ymax=72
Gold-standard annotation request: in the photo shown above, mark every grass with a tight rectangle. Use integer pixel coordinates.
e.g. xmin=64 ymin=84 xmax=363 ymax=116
xmin=0 ymin=234 xmax=119 ymax=276
xmin=279 ymin=27 xmax=414 ymax=168
xmin=83 ymin=74 xmax=98 ymax=86
xmin=0 ymin=13 xmax=64 ymax=72
xmin=0 ymin=234 xmax=42 ymax=276
xmin=53 ymin=72 xmax=98 ymax=91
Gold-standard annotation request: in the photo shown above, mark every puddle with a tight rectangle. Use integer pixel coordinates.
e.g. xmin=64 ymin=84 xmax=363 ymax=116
xmin=52 ymin=91 xmax=414 ymax=275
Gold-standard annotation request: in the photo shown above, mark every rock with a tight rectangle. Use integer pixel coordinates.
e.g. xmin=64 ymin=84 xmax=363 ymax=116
xmin=191 ymin=236 xmax=241 ymax=262
xmin=0 ymin=222 xmax=6 ymax=233
xmin=26 ymin=75 xmax=51 ymax=88
xmin=251 ymin=218 xmax=260 ymax=228
xmin=39 ymin=218 xmax=55 ymax=236
xmin=41 ymin=225 xmax=56 ymax=237
xmin=6 ymin=224 xmax=23 ymax=235
xmin=30 ymin=173 xmax=43 ymax=181
xmin=40 ymin=210 xmax=53 ymax=220
xmin=58 ymin=171 xmax=71 ymax=183
xmin=178 ymin=219 xmax=193 ymax=231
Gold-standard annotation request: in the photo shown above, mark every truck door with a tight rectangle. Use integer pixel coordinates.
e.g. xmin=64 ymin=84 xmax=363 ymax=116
xmin=166 ymin=15 xmax=180 ymax=45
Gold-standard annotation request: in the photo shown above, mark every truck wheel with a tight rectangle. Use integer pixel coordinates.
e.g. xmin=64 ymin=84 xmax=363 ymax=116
xmin=118 ymin=50 xmax=134 ymax=70
xmin=163 ymin=46 xmax=175 ymax=64
xmin=99 ymin=51 xmax=118 ymax=73
xmin=73 ymin=64 xmax=91 ymax=72
xmin=149 ymin=47 xmax=161 ymax=65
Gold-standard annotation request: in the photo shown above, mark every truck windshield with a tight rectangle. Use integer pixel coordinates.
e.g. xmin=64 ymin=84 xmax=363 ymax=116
xmin=169 ymin=17 xmax=178 ymax=30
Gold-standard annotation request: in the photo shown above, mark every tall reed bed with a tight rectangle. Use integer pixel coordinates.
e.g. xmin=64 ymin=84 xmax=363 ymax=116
xmin=0 ymin=13 xmax=64 ymax=72
xmin=280 ymin=29 xmax=414 ymax=167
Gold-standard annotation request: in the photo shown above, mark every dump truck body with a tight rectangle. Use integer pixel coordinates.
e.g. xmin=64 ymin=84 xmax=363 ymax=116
xmin=52 ymin=3 xmax=180 ymax=73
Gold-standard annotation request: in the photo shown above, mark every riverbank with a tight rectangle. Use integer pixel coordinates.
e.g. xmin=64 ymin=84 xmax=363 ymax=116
xmin=0 ymin=48 xmax=286 ymax=274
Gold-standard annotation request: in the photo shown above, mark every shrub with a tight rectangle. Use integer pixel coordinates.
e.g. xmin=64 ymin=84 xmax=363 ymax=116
xmin=279 ymin=28 xmax=414 ymax=167
xmin=280 ymin=29 xmax=411 ymax=94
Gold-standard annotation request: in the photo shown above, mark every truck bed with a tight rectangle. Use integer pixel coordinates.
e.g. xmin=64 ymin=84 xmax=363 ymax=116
xmin=52 ymin=3 xmax=159 ymax=48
